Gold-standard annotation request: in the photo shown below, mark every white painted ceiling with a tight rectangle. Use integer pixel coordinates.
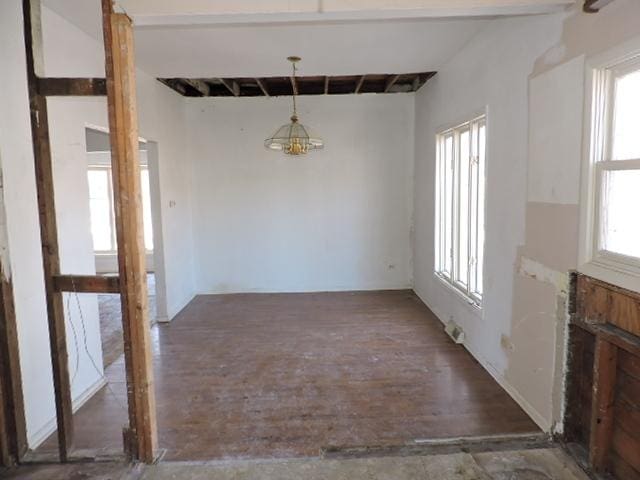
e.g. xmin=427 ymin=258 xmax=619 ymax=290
xmin=42 ymin=0 xmax=574 ymax=78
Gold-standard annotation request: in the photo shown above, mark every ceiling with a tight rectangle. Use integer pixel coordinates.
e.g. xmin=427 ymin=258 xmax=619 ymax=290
xmin=160 ymin=72 xmax=436 ymax=97
xmin=42 ymin=0 xmax=574 ymax=78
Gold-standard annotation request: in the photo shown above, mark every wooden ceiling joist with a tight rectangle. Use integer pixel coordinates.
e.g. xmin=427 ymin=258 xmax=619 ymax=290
xmin=219 ymin=78 xmax=240 ymax=96
xmin=160 ymin=71 xmax=435 ymax=98
xmin=183 ymin=79 xmax=210 ymax=96
xmin=384 ymin=74 xmax=400 ymax=93
xmin=255 ymin=78 xmax=270 ymax=96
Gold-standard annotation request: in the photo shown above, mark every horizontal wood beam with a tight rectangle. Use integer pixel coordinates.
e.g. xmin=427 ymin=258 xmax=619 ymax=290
xmin=53 ymin=275 xmax=120 ymax=294
xmin=571 ymin=319 xmax=640 ymax=358
xmin=37 ymin=77 xmax=107 ymax=96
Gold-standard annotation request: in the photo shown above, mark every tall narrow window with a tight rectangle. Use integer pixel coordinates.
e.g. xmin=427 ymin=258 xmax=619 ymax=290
xmin=581 ymin=54 xmax=640 ymax=290
xmin=435 ymin=115 xmax=486 ymax=305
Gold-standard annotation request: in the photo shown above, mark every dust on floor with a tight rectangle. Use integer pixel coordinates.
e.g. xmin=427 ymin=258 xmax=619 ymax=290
xmin=1 ymin=447 xmax=591 ymax=480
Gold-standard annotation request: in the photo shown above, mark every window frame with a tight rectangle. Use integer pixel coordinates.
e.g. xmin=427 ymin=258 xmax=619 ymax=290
xmin=87 ymin=163 xmax=153 ymax=254
xmin=579 ymin=39 xmax=640 ymax=293
xmin=434 ymin=112 xmax=487 ymax=307
xmin=87 ymin=164 xmax=117 ymax=253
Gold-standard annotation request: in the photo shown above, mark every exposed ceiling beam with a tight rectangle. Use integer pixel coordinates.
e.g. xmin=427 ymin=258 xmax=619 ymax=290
xmin=219 ymin=78 xmax=240 ymax=96
xmin=183 ymin=79 xmax=210 ymax=96
xmin=256 ymin=78 xmax=270 ymax=96
xmin=384 ymin=74 xmax=400 ymax=93
xmin=159 ymin=71 xmax=436 ymax=97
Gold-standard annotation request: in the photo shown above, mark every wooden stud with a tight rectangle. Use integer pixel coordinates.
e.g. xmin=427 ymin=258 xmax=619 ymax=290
xmin=324 ymin=76 xmax=330 ymax=95
xmin=589 ymin=335 xmax=617 ymax=472
xmin=101 ymin=1 xmax=158 ymax=463
xmin=53 ymin=275 xmax=120 ymax=294
xmin=37 ymin=78 xmax=107 ymax=96
xmin=219 ymin=78 xmax=240 ymax=97
xmin=22 ymin=0 xmax=74 ymax=462
xmin=355 ymin=75 xmax=366 ymax=94
xmin=255 ymin=78 xmax=270 ymax=97
xmin=384 ymin=74 xmax=400 ymax=93
xmin=0 ymin=273 xmax=27 ymax=465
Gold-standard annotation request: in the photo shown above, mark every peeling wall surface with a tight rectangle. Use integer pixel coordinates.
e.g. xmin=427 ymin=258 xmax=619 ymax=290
xmin=413 ymin=0 xmax=640 ymax=431
xmin=186 ymin=94 xmax=415 ymax=294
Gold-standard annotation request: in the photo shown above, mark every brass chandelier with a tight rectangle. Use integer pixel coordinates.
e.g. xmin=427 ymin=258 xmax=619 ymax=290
xmin=264 ymin=56 xmax=324 ymax=155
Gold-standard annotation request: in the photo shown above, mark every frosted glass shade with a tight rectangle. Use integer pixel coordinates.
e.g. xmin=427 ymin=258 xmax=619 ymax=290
xmin=264 ymin=116 xmax=324 ymax=155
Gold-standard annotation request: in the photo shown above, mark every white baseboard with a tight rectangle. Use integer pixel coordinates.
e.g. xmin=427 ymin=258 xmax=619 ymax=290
xmin=411 ymin=288 xmax=551 ymax=433
xmin=28 ymin=376 xmax=107 ymax=449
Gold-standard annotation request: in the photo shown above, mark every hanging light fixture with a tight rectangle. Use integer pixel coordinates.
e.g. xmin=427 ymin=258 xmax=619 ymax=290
xmin=264 ymin=56 xmax=324 ymax=155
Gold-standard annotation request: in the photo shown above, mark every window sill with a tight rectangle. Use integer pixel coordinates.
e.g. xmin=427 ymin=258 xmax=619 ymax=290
xmin=433 ymin=272 xmax=483 ymax=313
xmin=579 ymin=260 xmax=640 ymax=295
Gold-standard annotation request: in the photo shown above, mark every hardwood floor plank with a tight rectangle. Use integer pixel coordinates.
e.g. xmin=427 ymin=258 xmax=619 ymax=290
xmin=37 ymin=290 xmax=538 ymax=460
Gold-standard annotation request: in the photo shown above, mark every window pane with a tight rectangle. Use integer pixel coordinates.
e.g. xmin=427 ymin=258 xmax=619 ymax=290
xmin=612 ymin=69 xmax=640 ymax=160
xmin=87 ymin=169 xmax=113 ymax=251
xmin=457 ymin=129 xmax=470 ymax=287
xmin=601 ymin=169 xmax=640 ymax=258
xmin=443 ymin=135 xmax=454 ymax=276
xmin=140 ymin=168 xmax=154 ymax=252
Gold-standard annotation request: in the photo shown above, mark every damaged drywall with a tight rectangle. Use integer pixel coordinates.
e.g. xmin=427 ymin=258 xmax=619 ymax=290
xmin=414 ymin=0 xmax=640 ymax=434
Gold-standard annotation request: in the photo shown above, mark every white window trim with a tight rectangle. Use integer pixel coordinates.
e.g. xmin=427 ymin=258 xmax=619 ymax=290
xmin=88 ymin=163 xmax=153 ymax=255
xmin=434 ymin=109 xmax=488 ymax=308
xmin=579 ymin=36 xmax=640 ymax=293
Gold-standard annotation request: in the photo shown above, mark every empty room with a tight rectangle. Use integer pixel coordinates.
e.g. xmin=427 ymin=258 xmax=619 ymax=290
xmin=1 ymin=0 xmax=640 ymax=479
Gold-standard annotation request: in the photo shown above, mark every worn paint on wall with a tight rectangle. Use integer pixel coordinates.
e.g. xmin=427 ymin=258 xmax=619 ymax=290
xmin=414 ymin=0 xmax=640 ymax=433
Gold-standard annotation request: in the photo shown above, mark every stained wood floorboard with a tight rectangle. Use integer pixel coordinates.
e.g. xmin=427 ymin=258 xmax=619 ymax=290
xmin=37 ymin=290 xmax=538 ymax=460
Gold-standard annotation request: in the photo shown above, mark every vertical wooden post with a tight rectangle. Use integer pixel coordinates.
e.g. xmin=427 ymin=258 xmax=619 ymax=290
xmin=589 ymin=335 xmax=617 ymax=472
xmin=0 ymin=274 xmax=28 ymax=465
xmin=101 ymin=1 xmax=158 ymax=463
xmin=22 ymin=0 xmax=73 ymax=462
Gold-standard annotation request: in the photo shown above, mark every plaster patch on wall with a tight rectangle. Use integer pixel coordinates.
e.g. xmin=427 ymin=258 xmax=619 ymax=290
xmin=518 ymin=256 xmax=569 ymax=296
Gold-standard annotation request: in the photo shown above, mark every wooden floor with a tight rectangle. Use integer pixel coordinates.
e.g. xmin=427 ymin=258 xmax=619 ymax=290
xmin=38 ymin=290 xmax=538 ymax=460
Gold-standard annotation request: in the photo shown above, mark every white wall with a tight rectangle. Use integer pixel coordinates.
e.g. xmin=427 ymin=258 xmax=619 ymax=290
xmin=0 ymin=0 xmax=56 ymax=449
xmin=0 ymin=1 xmax=196 ymax=448
xmin=40 ymin=6 xmax=197 ymax=319
xmin=186 ymin=94 xmax=415 ymax=293
xmin=413 ymin=0 xmax=640 ymax=432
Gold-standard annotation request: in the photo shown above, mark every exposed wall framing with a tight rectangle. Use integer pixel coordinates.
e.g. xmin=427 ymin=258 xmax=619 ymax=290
xmin=101 ymin=0 xmax=158 ymax=462
xmin=565 ymin=273 xmax=640 ymax=479
xmin=159 ymin=72 xmax=436 ymax=98
xmin=0 ymin=270 xmax=27 ymax=466
xmin=19 ymin=0 xmax=157 ymax=464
